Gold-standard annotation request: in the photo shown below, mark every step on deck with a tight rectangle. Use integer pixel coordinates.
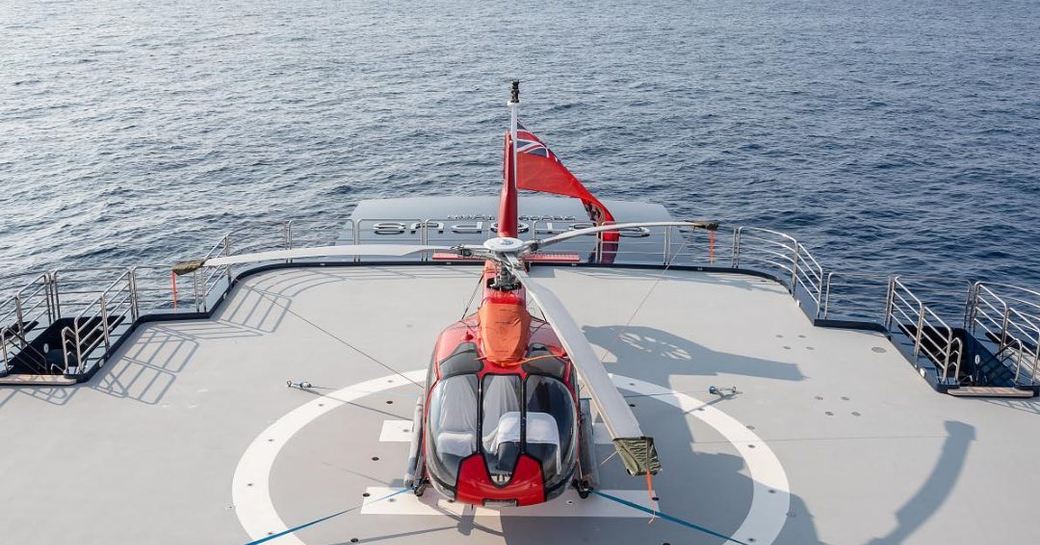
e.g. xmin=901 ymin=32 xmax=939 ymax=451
xmin=947 ymin=386 xmax=1036 ymax=398
xmin=0 ymin=374 xmax=77 ymax=386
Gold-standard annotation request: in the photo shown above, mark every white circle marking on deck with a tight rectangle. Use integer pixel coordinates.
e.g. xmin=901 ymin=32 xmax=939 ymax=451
xmin=232 ymin=371 xmax=789 ymax=545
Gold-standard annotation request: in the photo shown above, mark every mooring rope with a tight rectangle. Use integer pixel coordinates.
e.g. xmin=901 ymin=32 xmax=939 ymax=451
xmin=590 ymin=489 xmax=750 ymax=545
xmin=238 ymin=487 xmax=410 ymax=545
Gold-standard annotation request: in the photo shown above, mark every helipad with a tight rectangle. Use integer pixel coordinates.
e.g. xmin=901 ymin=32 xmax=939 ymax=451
xmin=2 ymin=266 xmax=1038 ymax=545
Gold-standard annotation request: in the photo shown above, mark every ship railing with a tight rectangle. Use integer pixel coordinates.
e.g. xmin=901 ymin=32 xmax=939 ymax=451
xmin=58 ymin=269 xmax=137 ymax=377
xmin=819 ymin=272 xmax=893 ymax=323
xmin=0 ymin=272 xmax=55 ymax=376
xmin=194 ymin=219 xmax=354 ymax=310
xmin=966 ymin=282 xmax=1040 ymax=385
xmin=885 ymin=276 xmax=963 ymax=385
xmin=732 ymin=227 xmax=824 ymax=312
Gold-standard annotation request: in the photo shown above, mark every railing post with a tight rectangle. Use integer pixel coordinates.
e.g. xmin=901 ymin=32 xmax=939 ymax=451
xmin=731 ymin=227 xmax=741 ymax=268
xmin=884 ymin=277 xmax=896 ymax=329
xmin=14 ymin=295 xmax=24 ymax=338
xmin=999 ymin=305 xmax=1010 ymax=354
xmin=223 ymin=234 xmax=232 ymax=285
xmin=662 ymin=226 xmax=672 ymax=266
xmin=128 ymin=268 xmax=139 ymax=322
xmin=914 ymin=303 xmax=926 ymax=359
xmin=51 ymin=271 xmax=62 ymax=320
xmin=963 ymin=283 xmax=977 ymax=331
xmin=100 ymin=294 xmax=111 ymax=352
xmin=44 ymin=273 xmax=55 ymax=323
xmin=285 ymin=220 xmax=294 ymax=251
xmin=353 ymin=219 xmax=361 ymax=263
xmin=790 ymin=243 xmax=800 ymax=295
xmin=192 ymin=270 xmax=202 ymax=313
xmin=1 ymin=331 xmax=9 ymax=376
xmin=1031 ymin=333 xmax=1040 ymax=384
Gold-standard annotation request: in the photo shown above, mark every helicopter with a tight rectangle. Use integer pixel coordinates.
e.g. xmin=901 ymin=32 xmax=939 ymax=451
xmin=174 ymin=82 xmax=717 ymax=507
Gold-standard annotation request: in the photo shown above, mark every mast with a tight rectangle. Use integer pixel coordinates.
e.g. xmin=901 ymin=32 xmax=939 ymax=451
xmin=497 ymin=80 xmax=520 ymax=238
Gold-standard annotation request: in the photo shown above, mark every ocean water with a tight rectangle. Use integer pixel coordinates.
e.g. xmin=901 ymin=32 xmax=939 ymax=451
xmin=1 ymin=0 xmax=1038 ymax=312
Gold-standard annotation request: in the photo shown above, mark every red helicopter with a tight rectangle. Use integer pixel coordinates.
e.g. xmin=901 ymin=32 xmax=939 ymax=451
xmin=176 ymin=82 xmax=716 ymax=507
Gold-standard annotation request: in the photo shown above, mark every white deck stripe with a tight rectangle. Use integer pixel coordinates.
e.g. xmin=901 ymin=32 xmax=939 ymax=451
xmin=360 ymin=486 xmax=650 ymax=517
xmin=378 ymin=419 xmax=414 ymax=442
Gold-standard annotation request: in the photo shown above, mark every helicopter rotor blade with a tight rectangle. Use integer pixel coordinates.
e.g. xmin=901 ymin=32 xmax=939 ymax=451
xmin=172 ymin=244 xmax=472 ymax=275
xmin=509 ymin=265 xmax=661 ymax=476
xmin=523 ymin=220 xmax=719 ymax=253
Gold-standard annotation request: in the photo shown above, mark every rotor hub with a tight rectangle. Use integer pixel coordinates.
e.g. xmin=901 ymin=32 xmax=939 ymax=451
xmin=483 ymin=237 xmax=525 ymax=254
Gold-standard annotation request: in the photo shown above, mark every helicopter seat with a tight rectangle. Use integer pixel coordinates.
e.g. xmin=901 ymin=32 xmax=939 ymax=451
xmin=485 ymin=411 xmax=561 ymax=473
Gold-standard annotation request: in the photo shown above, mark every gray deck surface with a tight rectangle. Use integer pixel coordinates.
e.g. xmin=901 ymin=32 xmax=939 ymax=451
xmin=1 ymin=266 xmax=1037 ymax=545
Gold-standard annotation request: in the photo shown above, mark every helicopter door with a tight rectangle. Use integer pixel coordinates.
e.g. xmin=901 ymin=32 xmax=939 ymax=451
xmin=524 ymin=375 xmax=577 ymax=490
xmin=426 ymin=375 xmax=479 ymax=489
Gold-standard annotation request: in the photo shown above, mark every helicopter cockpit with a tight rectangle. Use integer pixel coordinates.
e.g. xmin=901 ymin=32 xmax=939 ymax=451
xmin=425 ymin=343 xmax=578 ymax=500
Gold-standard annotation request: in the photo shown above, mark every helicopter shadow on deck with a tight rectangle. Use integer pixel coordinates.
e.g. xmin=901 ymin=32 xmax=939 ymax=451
xmin=583 ymin=324 xmax=805 ymax=383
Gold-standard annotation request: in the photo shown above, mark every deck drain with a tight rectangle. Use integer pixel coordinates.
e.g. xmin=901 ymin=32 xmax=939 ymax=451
xmin=798 ymin=334 xmax=806 ymax=339
xmin=748 ymin=444 xmax=756 ymax=448
xmin=806 ymin=346 xmax=815 ymax=350
xmin=783 ymin=346 xmax=791 ymax=350
xmin=852 ymin=411 xmax=861 ymax=416
xmin=825 ymin=411 xmax=834 ymax=416
xmin=350 ymin=539 xmax=359 ymax=543
xmin=362 ymin=492 xmax=370 ymax=497
xmin=841 ymin=396 xmax=850 ymax=400
xmin=651 ymin=496 xmax=659 ymax=501
xmin=746 ymin=425 xmax=756 ymax=430
xmin=371 ymin=456 xmax=380 ymax=461
xmin=815 ymin=396 xmax=824 ymax=400
xmin=872 ymin=346 xmax=887 ymax=353
xmin=385 ymin=400 xmax=393 ymax=404
xmin=628 ymin=402 xmax=636 ymax=407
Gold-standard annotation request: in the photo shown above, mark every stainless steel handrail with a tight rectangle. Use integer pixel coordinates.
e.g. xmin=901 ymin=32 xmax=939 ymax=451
xmin=967 ymin=282 xmax=1040 ymax=385
xmin=886 ymin=276 xmax=962 ymax=384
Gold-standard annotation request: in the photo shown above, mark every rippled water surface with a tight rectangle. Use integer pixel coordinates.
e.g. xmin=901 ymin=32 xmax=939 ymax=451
xmin=2 ymin=0 xmax=1038 ymax=309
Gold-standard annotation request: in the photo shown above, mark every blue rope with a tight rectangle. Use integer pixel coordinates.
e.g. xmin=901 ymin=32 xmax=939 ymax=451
xmin=590 ymin=489 xmax=750 ymax=545
xmin=241 ymin=487 xmax=410 ymax=545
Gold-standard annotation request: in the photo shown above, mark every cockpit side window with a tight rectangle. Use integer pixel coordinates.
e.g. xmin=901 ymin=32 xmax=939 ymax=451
xmin=481 ymin=374 xmax=523 ymax=484
xmin=426 ymin=375 xmax=479 ymax=489
xmin=522 ymin=343 xmax=567 ymax=378
xmin=524 ymin=375 xmax=577 ymax=490
xmin=439 ymin=342 xmax=483 ymax=378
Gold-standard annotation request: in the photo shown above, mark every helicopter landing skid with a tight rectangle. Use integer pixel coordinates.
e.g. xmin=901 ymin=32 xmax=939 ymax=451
xmin=574 ymin=397 xmax=600 ymax=499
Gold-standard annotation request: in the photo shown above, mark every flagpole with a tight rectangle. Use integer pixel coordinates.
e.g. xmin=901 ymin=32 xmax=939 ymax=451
xmin=509 ymin=80 xmax=519 ymax=196
xmin=495 ymin=80 xmax=521 ymax=238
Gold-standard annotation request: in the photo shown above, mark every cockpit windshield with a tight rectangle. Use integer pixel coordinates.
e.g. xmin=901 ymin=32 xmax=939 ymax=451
xmin=426 ymin=356 xmax=576 ymax=493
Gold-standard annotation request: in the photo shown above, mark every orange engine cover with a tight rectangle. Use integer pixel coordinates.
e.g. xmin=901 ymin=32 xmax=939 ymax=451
xmin=477 ymin=301 xmax=531 ymax=364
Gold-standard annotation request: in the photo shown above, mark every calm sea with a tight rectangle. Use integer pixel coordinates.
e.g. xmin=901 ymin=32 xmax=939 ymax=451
xmin=2 ymin=0 xmax=1038 ymax=314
